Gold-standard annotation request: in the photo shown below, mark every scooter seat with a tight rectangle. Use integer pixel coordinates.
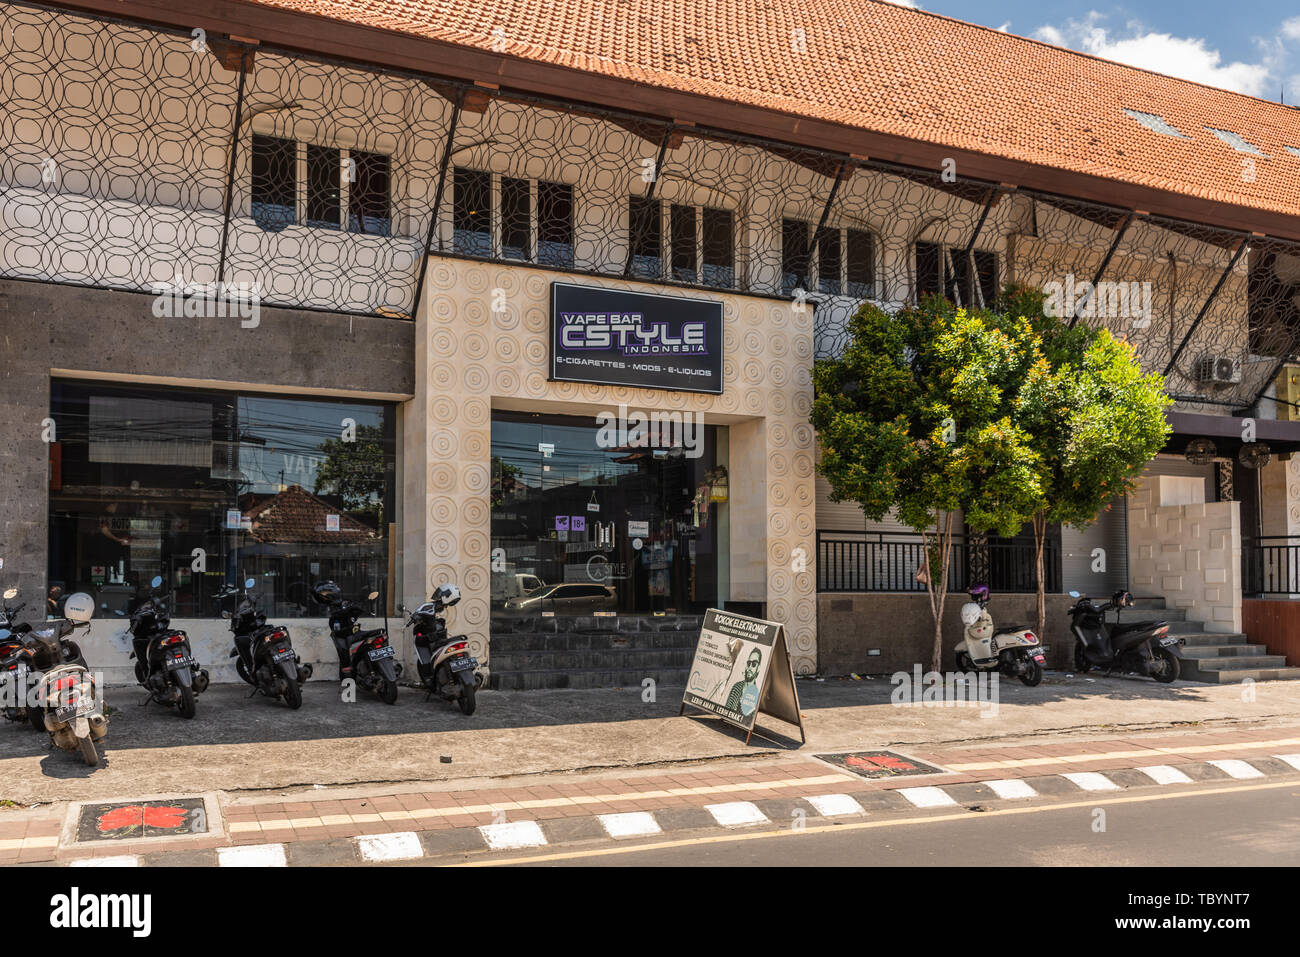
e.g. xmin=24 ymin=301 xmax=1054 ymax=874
xmin=1112 ymin=619 xmax=1163 ymax=636
xmin=994 ymin=625 xmax=1029 ymax=635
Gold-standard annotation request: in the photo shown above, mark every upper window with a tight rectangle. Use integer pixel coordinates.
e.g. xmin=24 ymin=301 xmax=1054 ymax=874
xmin=630 ymin=198 xmax=734 ymax=289
xmin=455 ymin=168 xmax=573 ymax=267
xmin=1122 ymin=109 xmax=1185 ymax=138
xmin=251 ymin=134 xmax=391 ymax=236
xmin=783 ymin=218 xmax=875 ymax=298
xmin=915 ymin=241 xmax=999 ymax=309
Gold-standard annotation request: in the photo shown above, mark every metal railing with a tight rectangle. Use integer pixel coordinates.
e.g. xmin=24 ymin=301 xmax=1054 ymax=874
xmin=816 ymin=530 xmax=1060 ymax=594
xmin=1245 ymin=536 xmax=1300 ymax=595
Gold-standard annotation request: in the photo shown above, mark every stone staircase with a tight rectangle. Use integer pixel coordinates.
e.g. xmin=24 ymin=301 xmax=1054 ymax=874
xmin=486 ymin=614 xmax=701 ymax=690
xmin=1129 ymin=598 xmax=1300 ymax=684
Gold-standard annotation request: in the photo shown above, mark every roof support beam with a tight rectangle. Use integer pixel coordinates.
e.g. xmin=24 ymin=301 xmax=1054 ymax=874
xmin=409 ymin=88 xmax=465 ymax=320
xmin=1163 ymin=238 xmax=1249 ymax=376
xmin=1068 ymin=211 xmax=1137 ymax=328
xmin=946 ymin=186 xmax=1000 ymax=305
xmin=622 ymin=124 xmax=676 ymax=278
xmin=216 ymin=43 xmax=253 ymax=285
xmin=806 ymin=160 xmax=850 ymax=293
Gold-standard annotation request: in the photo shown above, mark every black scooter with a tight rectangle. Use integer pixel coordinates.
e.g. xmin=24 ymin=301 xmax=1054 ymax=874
xmin=313 ymin=582 xmax=400 ymax=704
xmin=405 ymin=583 xmax=481 ymax=715
xmin=219 ymin=577 xmax=311 ymax=709
xmin=122 ymin=575 xmax=209 ymax=718
xmin=1067 ymin=590 xmax=1183 ymax=683
xmin=0 ymin=586 xmax=41 ymax=729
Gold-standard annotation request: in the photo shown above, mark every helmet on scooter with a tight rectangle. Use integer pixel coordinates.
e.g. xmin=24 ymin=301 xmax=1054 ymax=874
xmin=433 ymin=583 xmax=461 ymax=607
xmin=311 ymin=581 xmax=342 ymax=606
xmin=959 ymin=602 xmax=982 ymax=627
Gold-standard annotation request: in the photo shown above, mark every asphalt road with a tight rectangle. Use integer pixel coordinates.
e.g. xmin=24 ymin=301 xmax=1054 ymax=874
xmin=448 ymin=781 xmax=1300 ymax=867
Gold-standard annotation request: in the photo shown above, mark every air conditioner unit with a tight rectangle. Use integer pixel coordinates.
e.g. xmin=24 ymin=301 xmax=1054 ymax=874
xmin=1196 ymin=354 xmax=1242 ymax=385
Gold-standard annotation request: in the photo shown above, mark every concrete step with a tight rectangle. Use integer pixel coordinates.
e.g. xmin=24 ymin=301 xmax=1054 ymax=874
xmin=1179 ymin=643 xmax=1270 ymax=658
xmin=1129 ymin=597 xmax=1168 ymax=610
xmin=1162 ymin=619 xmax=1206 ymax=634
xmin=1185 ymin=654 xmax=1289 ymax=671
xmin=1178 ymin=631 xmax=1248 ymax=646
xmin=1179 ymin=663 xmax=1300 ymax=684
xmin=488 ymin=667 xmax=690 ymax=691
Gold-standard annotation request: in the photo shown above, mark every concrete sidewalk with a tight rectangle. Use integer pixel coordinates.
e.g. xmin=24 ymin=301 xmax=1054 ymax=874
xmin=3 ymin=670 xmax=1300 ymax=806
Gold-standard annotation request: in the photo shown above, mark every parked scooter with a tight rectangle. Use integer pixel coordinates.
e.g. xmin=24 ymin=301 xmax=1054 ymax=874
xmin=313 ymin=582 xmax=400 ymax=704
xmin=953 ymin=584 xmax=1046 ymax=686
xmin=3 ymin=587 xmax=88 ymax=730
xmin=122 ymin=575 xmax=209 ymax=718
xmin=1067 ymin=590 xmax=1182 ymax=683
xmin=219 ymin=577 xmax=311 ymax=709
xmin=404 ymin=583 xmax=482 ymax=715
xmin=31 ymin=590 xmax=107 ymax=766
xmin=0 ymin=587 xmax=41 ymax=729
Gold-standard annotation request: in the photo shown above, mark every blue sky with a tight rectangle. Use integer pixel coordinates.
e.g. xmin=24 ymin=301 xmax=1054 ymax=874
xmin=895 ymin=1 xmax=1300 ymax=101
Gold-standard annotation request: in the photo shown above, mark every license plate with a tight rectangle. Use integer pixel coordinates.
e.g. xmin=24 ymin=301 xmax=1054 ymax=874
xmin=55 ymin=697 xmax=93 ymax=722
xmin=1160 ymin=636 xmax=1179 ymax=647
xmin=165 ymin=654 xmax=194 ymax=670
xmin=367 ymin=645 xmax=395 ymax=661
xmin=449 ymin=656 xmax=477 ymax=673
xmin=270 ymin=646 xmax=294 ymax=663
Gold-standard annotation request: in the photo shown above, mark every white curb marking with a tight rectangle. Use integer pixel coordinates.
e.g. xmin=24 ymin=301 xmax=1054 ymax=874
xmin=1275 ymin=754 xmax=1300 ymax=772
xmin=1208 ymin=759 xmax=1265 ymax=780
xmin=705 ymin=801 xmax=769 ymax=827
xmin=69 ymin=855 xmax=140 ymax=867
xmin=479 ymin=820 xmax=547 ymax=850
xmin=804 ymin=793 xmax=866 ymax=817
xmin=897 ymin=786 xmax=958 ymax=808
xmin=1062 ymin=772 xmax=1120 ymax=792
xmin=357 ymin=831 xmax=424 ymax=862
xmin=1137 ymin=765 xmax=1193 ymax=785
xmin=986 ymin=779 xmax=1038 ymax=800
xmin=598 ymin=812 xmax=662 ymax=838
xmin=217 ymin=844 xmax=287 ymax=867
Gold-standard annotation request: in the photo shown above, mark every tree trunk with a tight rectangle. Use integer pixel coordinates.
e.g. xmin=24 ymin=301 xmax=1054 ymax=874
xmin=1032 ymin=511 xmax=1047 ymax=647
xmin=921 ymin=512 xmax=954 ymax=673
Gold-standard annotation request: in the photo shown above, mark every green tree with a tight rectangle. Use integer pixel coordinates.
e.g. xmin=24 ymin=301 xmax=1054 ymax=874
xmin=314 ymin=424 xmax=386 ymax=526
xmin=812 ymin=297 xmax=1047 ymax=672
xmin=1009 ymin=284 xmax=1171 ymax=642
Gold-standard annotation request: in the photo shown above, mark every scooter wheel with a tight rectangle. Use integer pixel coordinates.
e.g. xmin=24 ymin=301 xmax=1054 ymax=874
xmin=28 ymin=708 xmax=46 ymax=733
xmin=78 ymin=735 xmax=99 ymax=767
xmin=283 ymin=679 xmax=303 ymax=710
xmin=379 ymin=679 xmax=398 ymax=705
xmin=1019 ymin=658 xmax=1043 ymax=687
xmin=1152 ymin=645 xmax=1180 ymax=684
xmin=1072 ymin=642 xmax=1092 ymax=674
xmin=954 ymin=651 xmax=974 ymax=672
xmin=176 ymin=685 xmax=197 ymax=719
xmin=457 ymin=685 xmax=477 ymax=716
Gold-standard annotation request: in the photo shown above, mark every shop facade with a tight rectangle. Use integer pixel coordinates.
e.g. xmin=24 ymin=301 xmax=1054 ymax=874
xmin=404 ymin=261 xmax=818 ymax=682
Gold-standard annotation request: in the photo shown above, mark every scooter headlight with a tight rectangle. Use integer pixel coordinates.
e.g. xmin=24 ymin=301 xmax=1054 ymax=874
xmin=959 ymin=602 xmax=981 ymax=627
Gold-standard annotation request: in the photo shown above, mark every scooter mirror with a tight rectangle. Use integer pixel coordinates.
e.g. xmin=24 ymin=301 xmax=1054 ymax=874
xmin=150 ymin=575 xmax=163 ymax=589
xmin=2 ymin=588 xmax=16 ymax=600
xmin=368 ymin=591 xmax=380 ymax=601
xmin=244 ymin=578 xmax=256 ymax=590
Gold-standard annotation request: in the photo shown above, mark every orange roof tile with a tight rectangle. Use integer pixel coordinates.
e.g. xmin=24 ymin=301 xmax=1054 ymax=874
xmin=241 ymin=0 xmax=1300 ymax=222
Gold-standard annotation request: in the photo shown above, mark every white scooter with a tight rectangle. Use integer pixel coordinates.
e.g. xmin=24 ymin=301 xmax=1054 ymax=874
xmin=953 ymin=584 xmax=1046 ymax=686
xmin=32 ymin=592 xmax=108 ymax=766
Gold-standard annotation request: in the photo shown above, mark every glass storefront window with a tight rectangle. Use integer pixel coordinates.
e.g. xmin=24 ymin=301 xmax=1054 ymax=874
xmin=47 ymin=382 xmax=395 ymax=619
xmin=490 ymin=410 xmax=728 ymax=620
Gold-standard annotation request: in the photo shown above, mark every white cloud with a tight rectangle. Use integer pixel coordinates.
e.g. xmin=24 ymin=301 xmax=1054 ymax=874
xmin=1031 ymin=12 xmax=1285 ymax=98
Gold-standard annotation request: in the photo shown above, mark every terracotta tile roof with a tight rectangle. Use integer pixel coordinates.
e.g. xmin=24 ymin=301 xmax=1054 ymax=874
xmin=242 ymin=484 xmax=379 ymax=544
xmin=245 ymin=0 xmax=1300 ymax=221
